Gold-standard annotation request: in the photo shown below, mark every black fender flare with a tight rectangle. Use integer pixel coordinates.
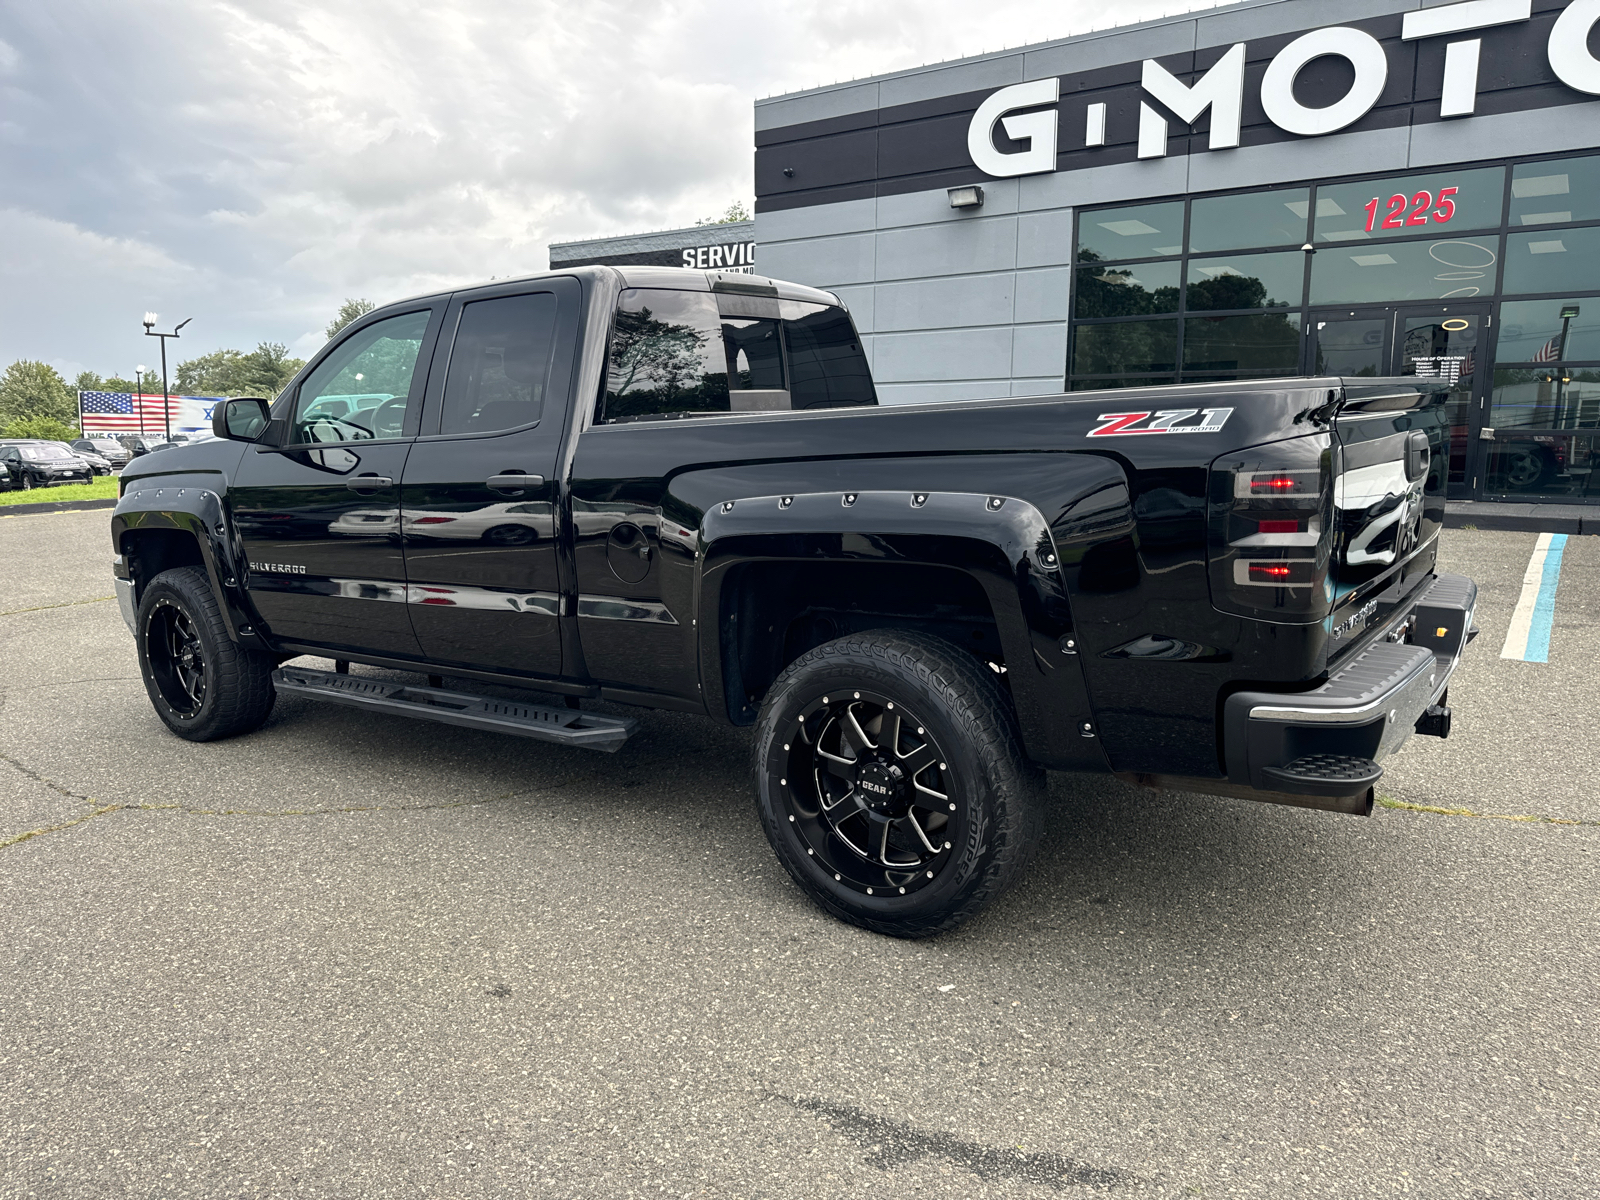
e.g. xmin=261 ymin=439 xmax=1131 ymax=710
xmin=111 ymin=480 xmax=266 ymax=649
xmin=693 ymin=487 xmax=1107 ymax=771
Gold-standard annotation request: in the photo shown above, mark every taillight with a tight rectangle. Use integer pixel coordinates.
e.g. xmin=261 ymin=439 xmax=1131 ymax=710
xmin=1208 ymin=434 xmax=1334 ymax=623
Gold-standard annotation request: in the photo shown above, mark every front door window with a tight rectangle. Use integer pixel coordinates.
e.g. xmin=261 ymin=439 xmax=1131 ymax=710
xmin=292 ymin=310 xmax=431 ymax=444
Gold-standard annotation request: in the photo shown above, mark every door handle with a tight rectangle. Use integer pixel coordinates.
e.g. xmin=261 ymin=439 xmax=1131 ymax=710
xmin=487 ymin=473 xmax=544 ymax=492
xmin=345 ymin=474 xmax=393 ymax=491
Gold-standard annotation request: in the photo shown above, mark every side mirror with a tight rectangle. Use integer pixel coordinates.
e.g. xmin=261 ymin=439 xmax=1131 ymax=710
xmin=214 ymin=397 xmax=272 ymax=442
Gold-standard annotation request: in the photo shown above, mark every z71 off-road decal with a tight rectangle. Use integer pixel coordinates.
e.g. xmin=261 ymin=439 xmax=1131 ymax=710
xmin=1087 ymin=408 xmax=1234 ymax=437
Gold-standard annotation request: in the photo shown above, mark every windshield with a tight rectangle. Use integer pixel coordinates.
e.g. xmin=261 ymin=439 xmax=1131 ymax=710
xmin=20 ymin=446 xmax=69 ymax=461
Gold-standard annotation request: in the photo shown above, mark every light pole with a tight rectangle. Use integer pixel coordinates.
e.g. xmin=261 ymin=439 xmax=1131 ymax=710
xmin=142 ymin=313 xmax=191 ymax=441
xmin=1556 ymin=305 xmax=1580 ymax=429
xmin=135 ymin=364 xmax=148 ymax=435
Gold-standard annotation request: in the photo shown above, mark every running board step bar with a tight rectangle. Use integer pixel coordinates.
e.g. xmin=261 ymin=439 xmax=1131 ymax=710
xmin=272 ymin=666 xmax=636 ymax=752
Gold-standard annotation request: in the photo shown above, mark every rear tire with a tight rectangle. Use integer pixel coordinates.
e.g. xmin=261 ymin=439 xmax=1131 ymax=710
xmin=753 ymin=630 xmax=1045 ymax=938
xmin=136 ymin=565 xmax=276 ymax=741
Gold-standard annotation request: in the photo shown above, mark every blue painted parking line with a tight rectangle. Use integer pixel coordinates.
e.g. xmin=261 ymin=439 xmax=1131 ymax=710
xmin=1500 ymin=533 xmax=1568 ymax=663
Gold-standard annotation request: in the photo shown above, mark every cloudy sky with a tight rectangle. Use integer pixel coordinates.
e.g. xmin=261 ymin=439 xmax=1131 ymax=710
xmin=0 ymin=0 xmax=1216 ymax=379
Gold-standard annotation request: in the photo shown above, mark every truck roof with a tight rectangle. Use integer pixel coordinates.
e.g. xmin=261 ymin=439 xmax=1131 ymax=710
xmin=382 ymin=265 xmax=842 ymax=314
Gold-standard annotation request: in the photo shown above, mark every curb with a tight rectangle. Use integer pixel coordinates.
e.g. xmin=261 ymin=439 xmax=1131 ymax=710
xmin=1444 ymin=501 xmax=1594 ymax=535
xmin=0 ymin=497 xmax=118 ymax=517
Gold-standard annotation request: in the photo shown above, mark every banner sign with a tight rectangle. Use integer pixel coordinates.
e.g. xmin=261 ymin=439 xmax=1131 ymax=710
xmin=78 ymin=392 xmax=227 ymax=437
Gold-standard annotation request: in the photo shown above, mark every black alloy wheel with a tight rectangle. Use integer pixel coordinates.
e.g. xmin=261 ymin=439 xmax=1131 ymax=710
xmin=145 ymin=599 xmax=208 ymax=717
xmin=135 ymin=565 xmax=276 ymax=741
xmin=754 ymin=630 xmax=1045 ymax=938
xmin=786 ymin=690 xmax=957 ymax=897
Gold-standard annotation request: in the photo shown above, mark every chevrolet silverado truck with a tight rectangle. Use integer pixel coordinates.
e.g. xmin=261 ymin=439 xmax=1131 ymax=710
xmin=110 ymin=265 xmax=1475 ymax=937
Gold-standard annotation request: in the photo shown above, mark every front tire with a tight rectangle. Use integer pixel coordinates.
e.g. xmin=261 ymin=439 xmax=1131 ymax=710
xmin=136 ymin=566 xmax=276 ymax=741
xmin=753 ymin=631 xmax=1045 ymax=938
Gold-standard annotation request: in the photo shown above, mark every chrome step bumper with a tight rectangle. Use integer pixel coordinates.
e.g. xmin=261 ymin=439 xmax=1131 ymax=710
xmin=1221 ymin=572 xmax=1477 ymax=804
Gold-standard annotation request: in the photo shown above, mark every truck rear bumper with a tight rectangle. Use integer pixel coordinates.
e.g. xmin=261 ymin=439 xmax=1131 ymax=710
xmin=1219 ymin=572 xmax=1477 ymax=808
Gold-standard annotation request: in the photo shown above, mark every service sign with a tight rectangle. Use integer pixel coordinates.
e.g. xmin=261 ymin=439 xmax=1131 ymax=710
xmin=680 ymin=242 xmax=757 ymax=273
xmin=967 ymin=0 xmax=1600 ymax=177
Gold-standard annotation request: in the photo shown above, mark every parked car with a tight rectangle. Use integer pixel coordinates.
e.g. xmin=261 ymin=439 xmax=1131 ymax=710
xmin=117 ymin=435 xmax=176 ymax=457
xmin=0 ymin=442 xmax=95 ymax=488
xmin=41 ymin=441 xmax=112 ymax=475
xmin=109 ymin=265 xmax=1477 ymax=938
xmin=72 ymin=437 xmax=133 ymax=469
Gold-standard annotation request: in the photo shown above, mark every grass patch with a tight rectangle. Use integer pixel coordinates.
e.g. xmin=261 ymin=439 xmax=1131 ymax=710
xmin=0 ymin=475 xmax=119 ymax=506
xmin=1377 ymin=797 xmax=1597 ymax=827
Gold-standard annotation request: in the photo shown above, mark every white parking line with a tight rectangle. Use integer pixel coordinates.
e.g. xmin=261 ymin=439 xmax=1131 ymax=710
xmin=1500 ymin=532 xmax=1568 ymax=663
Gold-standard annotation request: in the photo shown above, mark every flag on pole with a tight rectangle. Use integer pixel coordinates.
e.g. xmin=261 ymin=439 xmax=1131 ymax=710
xmin=77 ymin=392 xmax=228 ymax=437
xmin=78 ymin=392 xmax=173 ymax=433
xmin=1531 ymin=336 xmax=1563 ymax=363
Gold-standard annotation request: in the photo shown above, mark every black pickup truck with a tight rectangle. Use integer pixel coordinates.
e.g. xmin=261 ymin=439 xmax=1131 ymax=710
xmin=111 ymin=265 xmax=1476 ymax=936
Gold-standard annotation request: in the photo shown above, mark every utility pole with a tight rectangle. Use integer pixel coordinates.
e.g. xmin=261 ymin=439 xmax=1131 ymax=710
xmin=142 ymin=314 xmax=191 ymax=440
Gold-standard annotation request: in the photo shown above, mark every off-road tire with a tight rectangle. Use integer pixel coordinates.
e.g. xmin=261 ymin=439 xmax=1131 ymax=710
xmin=753 ymin=630 xmax=1046 ymax=938
xmin=136 ymin=565 xmax=276 ymax=741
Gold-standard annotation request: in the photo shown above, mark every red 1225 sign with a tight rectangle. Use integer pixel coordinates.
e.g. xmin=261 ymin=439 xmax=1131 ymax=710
xmin=1364 ymin=186 xmax=1458 ymax=232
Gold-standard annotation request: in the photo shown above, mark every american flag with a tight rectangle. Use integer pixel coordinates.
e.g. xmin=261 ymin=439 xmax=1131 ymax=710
xmin=79 ymin=392 xmax=181 ymax=433
xmin=1530 ymin=336 xmax=1563 ymax=363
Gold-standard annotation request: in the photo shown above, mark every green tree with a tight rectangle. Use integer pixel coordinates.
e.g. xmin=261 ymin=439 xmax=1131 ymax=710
xmin=0 ymin=414 xmax=80 ymax=441
xmin=696 ymin=201 xmax=751 ymax=226
xmin=0 ymin=360 xmax=76 ymax=426
xmin=326 ymin=298 xmax=376 ymax=340
xmin=240 ymin=342 xmax=305 ymax=396
xmin=175 ymin=343 xmax=304 ymax=398
xmin=73 ymin=370 xmax=105 ymax=393
xmin=176 ymin=348 xmax=247 ymax=395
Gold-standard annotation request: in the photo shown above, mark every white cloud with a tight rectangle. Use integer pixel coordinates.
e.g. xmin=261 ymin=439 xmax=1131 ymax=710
xmin=0 ymin=0 xmax=1220 ymax=373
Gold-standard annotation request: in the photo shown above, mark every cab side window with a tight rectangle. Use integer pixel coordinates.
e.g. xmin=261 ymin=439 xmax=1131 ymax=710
xmin=439 ymin=293 xmax=560 ymax=435
xmin=291 ymin=310 xmax=431 ymax=444
xmin=602 ymin=290 xmax=730 ymax=423
xmin=783 ymin=302 xmax=878 ymax=409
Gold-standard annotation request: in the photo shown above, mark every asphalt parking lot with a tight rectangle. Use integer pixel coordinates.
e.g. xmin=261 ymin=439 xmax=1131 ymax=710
xmin=2 ymin=509 xmax=1596 ymax=1199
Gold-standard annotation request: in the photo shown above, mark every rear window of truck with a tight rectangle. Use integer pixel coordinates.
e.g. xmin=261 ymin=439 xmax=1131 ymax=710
xmin=599 ymin=288 xmax=876 ymax=424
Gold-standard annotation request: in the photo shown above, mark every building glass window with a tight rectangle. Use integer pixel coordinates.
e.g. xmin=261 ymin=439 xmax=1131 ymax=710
xmin=1074 ymin=260 xmax=1181 ymax=317
xmin=1503 ymin=226 xmax=1600 ymax=295
xmin=1075 ymin=201 xmax=1186 ymax=262
xmin=1510 ymin=155 xmax=1600 ymax=227
xmin=1068 ymin=376 xmax=1175 ymax=391
xmin=1066 ymin=151 xmax=1600 ymax=477
xmin=1071 ymin=319 xmax=1178 ymax=375
xmin=1183 ymin=313 xmax=1302 ymax=374
xmin=1495 ymin=298 xmax=1600 ymax=362
xmin=1185 ymin=251 xmax=1304 ymax=311
xmin=1483 ymin=433 xmax=1600 ymax=498
xmin=1309 ymin=236 xmax=1499 ymax=304
xmin=1189 ymin=187 xmax=1309 ymax=252
xmin=1313 ymin=167 xmax=1505 ymax=243
xmin=1490 ymin=368 xmax=1600 ymax=431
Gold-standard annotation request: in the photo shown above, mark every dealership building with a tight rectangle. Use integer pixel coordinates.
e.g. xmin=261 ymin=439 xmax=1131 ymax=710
xmin=550 ymin=220 xmax=757 ymax=273
xmin=739 ymin=0 xmax=1599 ymax=503
xmin=550 ymin=0 xmax=1600 ymax=503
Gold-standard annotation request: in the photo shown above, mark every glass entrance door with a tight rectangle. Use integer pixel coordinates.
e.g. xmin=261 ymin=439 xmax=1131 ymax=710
xmin=1393 ymin=304 xmax=1488 ymax=499
xmin=1307 ymin=302 xmax=1490 ymax=498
